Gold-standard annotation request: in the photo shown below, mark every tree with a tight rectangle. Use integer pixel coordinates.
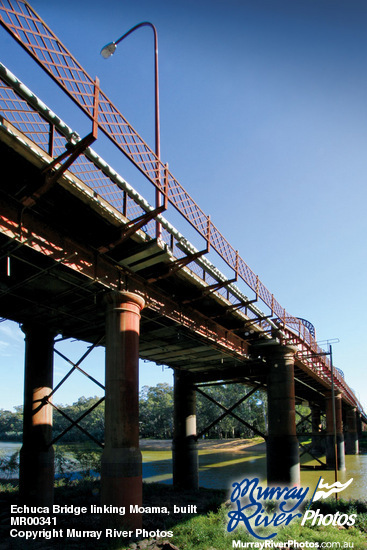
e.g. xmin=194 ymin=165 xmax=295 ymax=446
xmin=139 ymin=383 xmax=173 ymax=439
xmin=196 ymin=384 xmax=267 ymax=440
xmin=0 ymin=407 xmax=22 ymax=440
xmin=52 ymin=396 xmax=104 ymax=443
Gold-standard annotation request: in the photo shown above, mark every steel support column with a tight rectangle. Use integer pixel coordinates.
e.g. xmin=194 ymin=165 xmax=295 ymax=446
xmin=357 ymin=412 xmax=363 ymax=436
xmin=310 ymin=404 xmax=324 ymax=456
xmin=19 ymin=324 xmax=55 ymax=505
xmin=344 ymin=406 xmax=359 ymax=455
xmin=101 ymin=291 xmax=145 ymax=528
xmin=172 ymin=370 xmax=199 ymax=490
xmin=266 ymin=345 xmax=300 ymax=486
xmin=325 ymin=392 xmax=345 ymax=470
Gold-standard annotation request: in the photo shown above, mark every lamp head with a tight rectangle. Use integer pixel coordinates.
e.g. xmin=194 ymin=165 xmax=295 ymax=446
xmin=100 ymin=42 xmax=117 ymax=59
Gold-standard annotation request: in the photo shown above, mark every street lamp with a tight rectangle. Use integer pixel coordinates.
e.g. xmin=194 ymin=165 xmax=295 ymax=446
xmin=101 ymin=22 xmax=163 ymax=237
xmin=101 ymin=22 xmax=160 ymax=160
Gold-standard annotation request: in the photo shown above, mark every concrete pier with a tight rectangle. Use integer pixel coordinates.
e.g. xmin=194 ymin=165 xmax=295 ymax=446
xmin=101 ymin=291 xmax=145 ymax=528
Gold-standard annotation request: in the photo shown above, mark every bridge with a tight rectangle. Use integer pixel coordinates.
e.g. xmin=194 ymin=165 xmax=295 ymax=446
xmin=0 ymin=0 xmax=365 ymax=528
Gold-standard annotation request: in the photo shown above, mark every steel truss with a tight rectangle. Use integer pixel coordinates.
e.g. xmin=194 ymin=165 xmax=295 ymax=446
xmin=296 ymin=408 xmax=326 ymax=468
xmin=195 ymin=383 xmax=266 ymax=440
xmin=46 ymin=336 xmax=105 ymax=448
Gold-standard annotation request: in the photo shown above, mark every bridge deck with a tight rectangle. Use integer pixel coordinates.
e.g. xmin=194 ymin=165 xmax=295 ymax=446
xmin=0 ymin=78 xmax=362 ymax=417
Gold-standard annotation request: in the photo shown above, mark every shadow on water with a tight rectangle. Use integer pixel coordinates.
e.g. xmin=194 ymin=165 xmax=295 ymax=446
xmin=2 ymin=439 xmax=367 ymax=500
xmin=142 ymin=440 xmax=367 ymax=500
xmin=142 ymin=443 xmax=267 ymax=488
xmin=142 ymin=441 xmax=268 ymax=489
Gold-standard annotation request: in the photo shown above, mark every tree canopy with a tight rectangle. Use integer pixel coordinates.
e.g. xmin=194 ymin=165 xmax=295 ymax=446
xmin=0 ymin=383 xmax=274 ymax=443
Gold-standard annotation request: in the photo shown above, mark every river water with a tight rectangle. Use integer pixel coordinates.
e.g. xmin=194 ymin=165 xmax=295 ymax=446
xmin=141 ymin=441 xmax=367 ymax=500
xmin=1 ymin=441 xmax=366 ymax=500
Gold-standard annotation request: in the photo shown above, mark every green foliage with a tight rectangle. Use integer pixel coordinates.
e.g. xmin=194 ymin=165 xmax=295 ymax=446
xmin=196 ymin=384 xmax=267 ymax=439
xmin=0 ymin=450 xmax=19 ymax=478
xmin=53 ymin=396 xmax=104 ymax=443
xmin=139 ymin=383 xmax=173 ymax=439
xmin=0 ymin=383 xmax=272 ymax=443
xmin=1 ymin=477 xmax=367 ymax=550
xmin=71 ymin=447 xmax=102 ymax=476
xmin=0 ymin=396 xmax=105 ymax=443
xmin=138 ymin=382 xmax=268 ymax=440
xmin=296 ymin=403 xmax=313 ymax=434
xmin=0 ymin=407 xmax=22 ymax=440
xmin=54 ymin=445 xmax=77 ymax=478
xmin=310 ymin=497 xmax=367 ymax=515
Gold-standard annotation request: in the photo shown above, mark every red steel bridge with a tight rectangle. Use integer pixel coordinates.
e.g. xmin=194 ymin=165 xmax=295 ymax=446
xmin=0 ymin=1 xmax=365 ymax=527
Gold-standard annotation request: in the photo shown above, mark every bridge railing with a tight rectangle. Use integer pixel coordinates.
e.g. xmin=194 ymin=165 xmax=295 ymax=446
xmin=0 ymin=61 xmax=263 ymax=322
xmin=0 ymin=1 xmax=302 ymax=328
xmin=1 ymin=63 xmax=363 ymax=416
xmin=0 ymin=2 xmax=364 ymax=414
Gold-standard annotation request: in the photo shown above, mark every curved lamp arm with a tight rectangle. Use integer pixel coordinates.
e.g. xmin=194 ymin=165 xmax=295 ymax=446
xmin=101 ymin=22 xmax=162 ymax=237
xmin=100 ymin=22 xmax=160 ymax=160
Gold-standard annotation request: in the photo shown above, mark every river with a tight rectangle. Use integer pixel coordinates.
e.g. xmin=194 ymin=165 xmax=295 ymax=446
xmin=1 ymin=440 xmax=366 ymax=500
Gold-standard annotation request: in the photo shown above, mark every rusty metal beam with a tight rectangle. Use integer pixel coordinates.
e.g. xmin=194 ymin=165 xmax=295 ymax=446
xmin=98 ymin=205 xmax=166 ymax=254
xmin=0 ymin=14 xmax=364 ymax=420
xmin=299 ymin=441 xmax=326 ymax=467
xmin=21 ymin=78 xmax=99 ymax=207
xmin=0 ymin=195 xmax=250 ymax=358
xmin=147 ymin=248 xmax=208 ymax=284
xmin=181 ymin=277 xmax=237 ymax=305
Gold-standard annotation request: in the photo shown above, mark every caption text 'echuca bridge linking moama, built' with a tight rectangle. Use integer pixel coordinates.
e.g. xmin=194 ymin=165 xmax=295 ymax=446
xmin=0 ymin=0 xmax=365 ymax=529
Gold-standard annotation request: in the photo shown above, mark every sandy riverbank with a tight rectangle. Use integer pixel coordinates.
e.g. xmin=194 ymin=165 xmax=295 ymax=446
xmin=139 ymin=437 xmax=265 ymax=452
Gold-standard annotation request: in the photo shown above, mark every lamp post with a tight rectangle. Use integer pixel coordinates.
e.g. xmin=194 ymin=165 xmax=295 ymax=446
xmin=101 ymin=22 xmax=162 ymax=237
xmin=300 ymin=338 xmax=340 ymax=501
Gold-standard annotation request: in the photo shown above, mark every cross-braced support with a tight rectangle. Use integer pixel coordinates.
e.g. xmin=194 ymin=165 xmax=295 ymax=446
xmin=195 ymin=384 xmax=266 ymax=440
xmin=19 ymin=325 xmax=105 ymax=505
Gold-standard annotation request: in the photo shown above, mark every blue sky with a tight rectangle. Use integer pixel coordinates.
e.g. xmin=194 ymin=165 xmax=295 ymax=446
xmin=1 ymin=0 xmax=367 ymax=412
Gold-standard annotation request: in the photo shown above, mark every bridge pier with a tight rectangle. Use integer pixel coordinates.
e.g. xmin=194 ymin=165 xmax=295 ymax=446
xmin=172 ymin=370 xmax=199 ymax=490
xmin=310 ymin=404 xmax=324 ymax=456
xmin=344 ymin=406 xmax=359 ymax=455
xmin=325 ymin=392 xmax=345 ymax=470
xmin=265 ymin=345 xmax=300 ymax=486
xmin=19 ymin=324 xmax=55 ymax=505
xmin=101 ymin=291 xmax=145 ymax=528
xmin=357 ymin=411 xmax=363 ymax=435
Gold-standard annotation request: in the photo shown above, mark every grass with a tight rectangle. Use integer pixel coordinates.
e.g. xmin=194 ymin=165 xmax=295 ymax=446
xmin=169 ymin=497 xmax=367 ymax=550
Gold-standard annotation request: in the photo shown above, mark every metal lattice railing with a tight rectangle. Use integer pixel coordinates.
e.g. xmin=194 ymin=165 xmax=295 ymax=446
xmin=0 ymin=1 xmax=364 ymax=414
xmin=0 ymin=0 xmax=292 ymax=321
